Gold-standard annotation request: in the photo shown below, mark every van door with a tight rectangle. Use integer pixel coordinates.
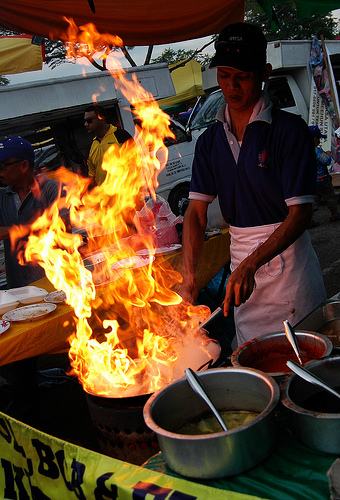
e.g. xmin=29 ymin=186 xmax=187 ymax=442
xmin=265 ymin=75 xmax=309 ymax=121
xmin=156 ymin=90 xmax=226 ymax=216
xmin=156 ymin=118 xmax=195 ymax=215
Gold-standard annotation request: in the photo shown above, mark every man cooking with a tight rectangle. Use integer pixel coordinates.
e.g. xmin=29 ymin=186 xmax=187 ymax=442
xmin=180 ymin=22 xmax=326 ymax=346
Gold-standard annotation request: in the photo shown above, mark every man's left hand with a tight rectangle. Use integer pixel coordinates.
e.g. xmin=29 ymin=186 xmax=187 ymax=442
xmin=223 ymin=260 xmax=256 ymax=316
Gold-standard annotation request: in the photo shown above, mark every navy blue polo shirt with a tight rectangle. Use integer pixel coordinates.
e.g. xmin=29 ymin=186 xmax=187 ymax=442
xmin=0 ymin=178 xmax=62 ymax=288
xmin=190 ymin=104 xmax=316 ymax=228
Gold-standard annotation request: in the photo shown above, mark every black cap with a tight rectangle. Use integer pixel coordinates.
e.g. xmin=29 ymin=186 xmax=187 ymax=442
xmin=209 ymin=22 xmax=267 ymax=72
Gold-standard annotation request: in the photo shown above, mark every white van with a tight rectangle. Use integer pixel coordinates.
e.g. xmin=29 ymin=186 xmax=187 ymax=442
xmin=158 ymin=90 xmax=227 ymax=225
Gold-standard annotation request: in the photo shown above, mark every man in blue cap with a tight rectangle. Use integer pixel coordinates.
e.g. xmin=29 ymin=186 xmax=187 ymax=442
xmin=180 ymin=22 xmax=326 ymax=347
xmin=0 ymin=136 xmax=63 ymax=426
xmin=309 ymin=125 xmax=340 ymax=227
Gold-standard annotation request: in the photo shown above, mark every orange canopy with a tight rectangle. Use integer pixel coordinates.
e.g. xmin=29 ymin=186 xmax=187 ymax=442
xmin=0 ymin=0 xmax=245 ymax=46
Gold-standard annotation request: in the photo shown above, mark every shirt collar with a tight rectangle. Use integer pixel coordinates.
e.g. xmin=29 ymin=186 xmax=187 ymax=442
xmin=94 ymin=123 xmax=116 ymax=142
xmin=216 ymin=91 xmax=273 ymax=129
xmin=5 ymin=177 xmax=41 ymax=195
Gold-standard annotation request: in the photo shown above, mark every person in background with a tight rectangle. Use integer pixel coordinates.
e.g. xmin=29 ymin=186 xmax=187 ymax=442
xmin=180 ymin=22 xmax=326 ymax=346
xmin=308 ymin=125 xmax=340 ymax=228
xmin=84 ymin=104 xmax=132 ymax=187
xmin=0 ymin=136 xmax=64 ymax=426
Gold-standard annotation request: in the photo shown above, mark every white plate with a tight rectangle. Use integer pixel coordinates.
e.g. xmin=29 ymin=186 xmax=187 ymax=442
xmin=93 ymin=268 xmax=124 ymax=286
xmin=44 ymin=290 xmax=67 ymax=304
xmin=83 ymin=252 xmax=107 ymax=270
xmin=79 ymin=267 xmax=125 ymax=289
xmin=8 ymin=286 xmax=48 ymax=304
xmin=136 ymin=244 xmax=182 ymax=256
xmin=73 ymin=224 xmax=116 ymax=237
xmin=3 ymin=303 xmax=57 ymax=322
xmin=0 ymin=320 xmax=10 ymax=335
xmin=111 ymin=255 xmax=155 ymax=271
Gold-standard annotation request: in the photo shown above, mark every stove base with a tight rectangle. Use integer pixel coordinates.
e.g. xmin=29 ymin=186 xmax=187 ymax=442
xmin=86 ymin=393 xmax=159 ymax=465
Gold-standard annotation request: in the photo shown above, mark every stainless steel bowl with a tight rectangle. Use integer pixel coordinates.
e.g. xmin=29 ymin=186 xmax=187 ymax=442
xmin=143 ymin=367 xmax=279 ymax=479
xmin=231 ymin=331 xmax=332 ymax=381
xmin=295 ymin=300 xmax=340 ymax=347
xmin=281 ymin=356 xmax=340 ymax=454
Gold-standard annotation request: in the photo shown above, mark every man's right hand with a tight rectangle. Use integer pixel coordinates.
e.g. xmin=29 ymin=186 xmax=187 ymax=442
xmin=0 ymin=226 xmax=10 ymax=241
xmin=178 ymin=280 xmax=198 ymax=305
xmin=180 ymin=199 xmax=209 ymax=306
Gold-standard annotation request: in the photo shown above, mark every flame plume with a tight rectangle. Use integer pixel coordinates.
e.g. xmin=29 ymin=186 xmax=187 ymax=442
xmin=10 ymin=20 xmax=218 ymax=398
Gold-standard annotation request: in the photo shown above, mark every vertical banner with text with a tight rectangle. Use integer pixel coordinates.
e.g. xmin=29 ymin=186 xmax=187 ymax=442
xmin=310 ymin=35 xmax=340 ymax=163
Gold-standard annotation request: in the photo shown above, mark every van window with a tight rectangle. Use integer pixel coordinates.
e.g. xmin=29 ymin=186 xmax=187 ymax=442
xmin=164 ymin=119 xmax=188 ymax=146
xmin=265 ymin=77 xmax=296 ymax=109
xmin=190 ymin=90 xmax=226 ymax=131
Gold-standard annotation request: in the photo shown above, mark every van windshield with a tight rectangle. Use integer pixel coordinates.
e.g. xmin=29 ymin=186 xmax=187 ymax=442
xmin=190 ymin=90 xmax=226 ymax=131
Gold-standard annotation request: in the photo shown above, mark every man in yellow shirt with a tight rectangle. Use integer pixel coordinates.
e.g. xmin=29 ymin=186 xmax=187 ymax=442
xmin=84 ymin=104 xmax=132 ymax=187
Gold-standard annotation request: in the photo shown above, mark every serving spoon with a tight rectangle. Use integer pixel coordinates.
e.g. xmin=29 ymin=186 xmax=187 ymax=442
xmin=287 ymin=360 xmax=340 ymax=400
xmin=284 ymin=320 xmax=303 ymax=365
xmin=185 ymin=368 xmax=228 ymax=431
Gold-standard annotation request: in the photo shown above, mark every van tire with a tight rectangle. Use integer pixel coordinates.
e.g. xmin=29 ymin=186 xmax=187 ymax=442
xmin=168 ymin=183 xmax=190 ymax=216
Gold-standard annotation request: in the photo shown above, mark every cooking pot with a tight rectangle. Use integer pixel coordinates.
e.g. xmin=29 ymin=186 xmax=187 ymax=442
xmin=231 ymin=331 xmax=332 ymax=381
xmin=143 ymin=367 xmax=279 ymax=478
xmin=281 ymin=356 xmax=340 ymax=454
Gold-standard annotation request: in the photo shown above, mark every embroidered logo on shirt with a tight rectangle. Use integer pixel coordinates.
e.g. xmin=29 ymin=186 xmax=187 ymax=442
xmin=258 ymin=149 xmax=270 ymax=168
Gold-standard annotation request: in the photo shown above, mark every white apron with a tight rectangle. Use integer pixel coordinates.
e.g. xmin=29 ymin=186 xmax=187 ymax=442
xmin=229 ymin=224 xmax=327 ymax=346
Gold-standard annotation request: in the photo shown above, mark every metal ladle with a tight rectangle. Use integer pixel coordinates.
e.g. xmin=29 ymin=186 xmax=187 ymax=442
xmin=283 ymin=320 xmax=303 ymax=365
xmin=185 ymin=368 xmax=228 ymax=431
xmin=196 ymin=306 xmax=223 ymax=332
xmin=287 ymin=360 xmax=340 ymax=400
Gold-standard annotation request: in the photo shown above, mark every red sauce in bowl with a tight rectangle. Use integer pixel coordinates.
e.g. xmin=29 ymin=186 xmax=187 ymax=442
xmin=251 ymin=351 xmax=315 ymax=373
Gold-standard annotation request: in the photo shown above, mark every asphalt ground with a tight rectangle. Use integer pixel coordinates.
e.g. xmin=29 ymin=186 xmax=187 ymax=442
xmin=0 ymin=202 xmax=339 ymax=458
xmin=308 ymin=203 xmax=340 ymax=300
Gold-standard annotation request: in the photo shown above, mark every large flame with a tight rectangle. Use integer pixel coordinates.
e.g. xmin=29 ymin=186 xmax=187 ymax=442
xmin=10 ymin=21 xmax=218 ymax=398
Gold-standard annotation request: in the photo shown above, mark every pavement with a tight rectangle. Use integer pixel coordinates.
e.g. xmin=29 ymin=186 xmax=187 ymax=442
xmin=0 ymin=203 xmax=339 ymax=459
xmin=308 ymin=202 xmax=340 ymax=299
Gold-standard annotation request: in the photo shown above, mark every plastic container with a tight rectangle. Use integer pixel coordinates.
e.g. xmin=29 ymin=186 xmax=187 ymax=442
xmin=7 ymin=286 xmax=48 ymax=305
xmin=0 ymin=291 xmax=19 ymax=315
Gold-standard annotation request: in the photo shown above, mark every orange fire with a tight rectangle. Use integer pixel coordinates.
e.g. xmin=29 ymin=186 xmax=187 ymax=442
xmin=11 ymin=21 xmax=219 ymax=398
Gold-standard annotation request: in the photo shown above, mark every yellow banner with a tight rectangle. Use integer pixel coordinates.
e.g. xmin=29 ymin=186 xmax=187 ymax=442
xmin=0 ymin=410 xmax=265 ymax=500
xmin=0 ymin=35 xmax=44 ymax=76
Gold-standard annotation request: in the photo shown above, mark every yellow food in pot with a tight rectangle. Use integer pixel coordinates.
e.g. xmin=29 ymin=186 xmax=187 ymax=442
xmin=177 ymin=410 xmax=259 ymax=435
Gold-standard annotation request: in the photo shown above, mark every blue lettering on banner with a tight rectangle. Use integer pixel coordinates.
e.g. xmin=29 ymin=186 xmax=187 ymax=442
xmin=0 ymin=417 xmax=26 ymax=457
xmin=55 ymin=449 xmax=73 ymax=491
xmin=94 ymin=472 xmax=118 ymax=499
xmin=132 ymin=482 xmax=197 ymax=500
xmin=31 ymin=439 xmax=60 ymax=479
xmin=0 ymin=417 xmax=200 ymax=500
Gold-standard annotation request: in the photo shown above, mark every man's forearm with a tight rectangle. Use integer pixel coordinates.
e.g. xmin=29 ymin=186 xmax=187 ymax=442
xmin=0 ymin=226 xmax=10 ymax=241
xmin=244 ymin=204 xmax=312 ymax=272
xmin=223 ymin=203 xmax=313 ymax=312
xmin=182 ymin=205 xmax=207 ymax=277
xmin=179 ymin=201 xmax=208 ymax=303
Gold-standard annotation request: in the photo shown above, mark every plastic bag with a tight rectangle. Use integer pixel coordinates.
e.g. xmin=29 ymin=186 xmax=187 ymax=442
xmin=134 ymin=195 xmax=182 ymax=246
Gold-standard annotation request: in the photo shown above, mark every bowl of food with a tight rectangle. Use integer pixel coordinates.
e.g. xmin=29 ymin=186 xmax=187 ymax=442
xmin=281 ymin=356 xmax=340 ymax=454
xmin=143 ymin=367 xmax=279 ymax=478
xmin=231 ymin=331 xmax=332 ymax=381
